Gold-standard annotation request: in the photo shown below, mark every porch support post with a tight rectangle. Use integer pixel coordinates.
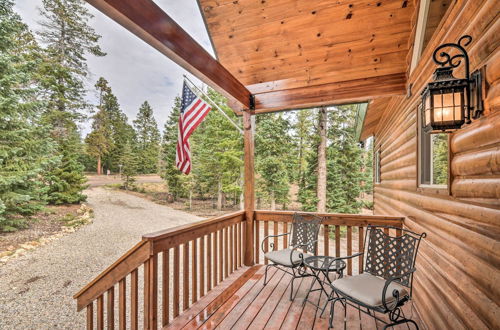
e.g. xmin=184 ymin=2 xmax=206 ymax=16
xmin=243 ymin=110 xmax=255 ymax=266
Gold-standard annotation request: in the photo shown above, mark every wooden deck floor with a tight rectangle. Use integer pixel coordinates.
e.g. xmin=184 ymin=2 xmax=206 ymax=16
xmin=166 ymin=265 xmax=423 ymax=329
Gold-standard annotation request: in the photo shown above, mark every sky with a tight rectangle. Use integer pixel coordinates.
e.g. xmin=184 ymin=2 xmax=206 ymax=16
xmin=14 ymin=0 xmax=214 ymax=135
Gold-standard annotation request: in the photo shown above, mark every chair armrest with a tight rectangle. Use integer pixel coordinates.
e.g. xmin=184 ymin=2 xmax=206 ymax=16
xmin=381 ymin=268 xmax=416 ymax=311
xmin=261 ymin=232 xmax=291 ymax=253
xmin=332 ymin=252 xmax=363 ymax=261
xmin=289 ymin=240 xmax=318 ymax=266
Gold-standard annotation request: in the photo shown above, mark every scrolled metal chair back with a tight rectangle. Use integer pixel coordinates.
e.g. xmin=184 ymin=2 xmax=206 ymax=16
xmin=290 ymin=213 xmax=323 ymax=254
xmin=364 ymin=226 xmax=426 ymax=288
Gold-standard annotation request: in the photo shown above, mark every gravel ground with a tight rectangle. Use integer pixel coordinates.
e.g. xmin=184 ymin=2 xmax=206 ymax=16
xmin=0 ymin=187 xmax=202 ymax=330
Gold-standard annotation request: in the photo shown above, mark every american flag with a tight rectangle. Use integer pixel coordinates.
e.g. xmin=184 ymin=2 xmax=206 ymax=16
xmin=176 ymin=81 xmax=212 ymax=174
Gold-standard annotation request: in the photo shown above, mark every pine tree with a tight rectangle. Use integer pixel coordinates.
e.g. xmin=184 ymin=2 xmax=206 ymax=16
xmin=190 ymin=89 xmax=243 ymax=210
xmin=120 ymin=142 xmax=138 ymax=190
xmin=37 ymin=0 xmax=105 ymax=204
xmin=133 ymin=101 xmax=160 ymax=174
xmin=85 ymin=77 xmax=113 ymax=174
xmin=326 ymin=105 xmax=364 ymax=213
xmin=255 ymin=113 xmax=292 ymax=210
xmin=0 ymin=0 xmax=56 ymax=230
xmin=161 ymin=96 xmax=188 ymax=200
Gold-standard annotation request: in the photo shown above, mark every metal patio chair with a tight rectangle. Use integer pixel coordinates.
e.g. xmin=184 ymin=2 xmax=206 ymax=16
xmin=261 ymin=212 xmax=323 ymax=300
xmin=326 ymin=225 xmax=426 ymax=329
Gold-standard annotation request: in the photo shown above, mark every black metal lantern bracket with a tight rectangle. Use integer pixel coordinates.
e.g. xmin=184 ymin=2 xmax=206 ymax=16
xmin=430 ymin=35 xmax=484 ymax=123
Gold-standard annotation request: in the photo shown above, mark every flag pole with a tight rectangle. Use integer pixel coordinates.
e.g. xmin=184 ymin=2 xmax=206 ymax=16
xmin=183 ymin=74 xmax=244 ymax=135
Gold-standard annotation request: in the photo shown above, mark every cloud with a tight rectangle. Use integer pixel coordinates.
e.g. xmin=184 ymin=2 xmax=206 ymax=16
xmin=14 ymin=0 xmax=213 ymax=135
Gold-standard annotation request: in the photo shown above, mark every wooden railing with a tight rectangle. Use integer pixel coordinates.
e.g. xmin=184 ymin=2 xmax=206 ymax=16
xmin=74 ymin=211 xmax=245 ymax=330
xmin=254 ymin=211 xmax=404 ymax=276
xmin=74 ymin=210 xmax=403 ymax=329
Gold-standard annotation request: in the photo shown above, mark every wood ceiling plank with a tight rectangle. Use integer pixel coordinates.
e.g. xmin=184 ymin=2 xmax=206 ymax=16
xmin=86 ymin=0 xmax=251 ymax=108
xmin=204 ymin=0 xmax=410 ymax=37
xmin=218 ymin=30 xmax=410 ymax=70
xmin=245 ymin=52 xmax=407 ymax=93
xmin=209 ymin=3 xmax=412 ymax=48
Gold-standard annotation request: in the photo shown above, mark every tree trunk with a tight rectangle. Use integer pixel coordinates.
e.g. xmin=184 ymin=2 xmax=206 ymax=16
xmin=217 ymin=179 xmax=223 ymax=211
xmin=270 ymin=191 xmax=276 ymax=211
xmin=97 ymin=155 xmax=101 ymax=175
xmin=189 ymin=190 xmax=192 ymax=210
xmin=317 ymin=107 xmax=327 ymax=213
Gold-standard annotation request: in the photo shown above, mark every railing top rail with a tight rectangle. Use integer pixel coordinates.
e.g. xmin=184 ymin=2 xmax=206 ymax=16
xmin=254 ymin=210 xmax=404 ymax=226
xmin=142 ymin=210 xmax=245 ymax=241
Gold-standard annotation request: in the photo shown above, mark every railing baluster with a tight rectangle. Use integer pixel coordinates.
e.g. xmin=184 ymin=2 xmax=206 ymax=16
xmin=107 ymin=286 xmax=114 ymax=329
xmin=224 ymin=227 xmax=229 ymax=278
xmin=192 ymin=239 xmax=197 ymax=304
xmin=97 ymin=295 xmax=104 ymax=330
xmin=200 ymin=236 xmax=205 ymax=298
xmin=230 ymin=224 xmax=234 ymax=273
xmin=183 ymin=242 xmax=189 ymax=311
xmin=358 ymin=226 xmax=364 ymax=274
xmin=162 ymin=250 xmax=169 ymax=327
xmin=218 ymin=230 xmax=223 ymax=282
xmin=396 ymin=227 xmax=402 ymax=237
xmin=236 ymin=223 xmax=241 ymax=268
xmin=173 ymin=246 xmax=180 ymax=318
xmin=283 ymin=222 xmax=288 ymax=248
xmin=324 ymin=224 xmax=329 ymax=256
xmin=207 ymin=234 xmax=212 ymax=291
xmin=384 ymin=227 xmax=390 ymax=235
xmin=255 ymin=220 xmax=260 ymax=264
xmin=144 ymin=259 xmax=150 ymax=329
xmin=119 ymin=278 xmax=126 ymax=330
xmin=264 ymin=221 xmax=269 ymax=264
xmin=335 ymin=225 xmax=341 ymax=258
xmin=347 ymin=226 xmax=352 ymax=275
xmin=131 ymin=269 xmax=138 ymax=330
xmin=273 ymin=221 xmax=278 ymax=253
xmin=150 ymin=255 xmax=158 ymax=330
xmin=87 ymin=303 xmax=94 ymax=330
xmin=213 ymin=231 xmax=218 ymax=286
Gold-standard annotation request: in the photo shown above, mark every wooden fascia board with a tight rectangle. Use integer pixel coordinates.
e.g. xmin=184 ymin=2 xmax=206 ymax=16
xmin=248 ymin=73 xmax=406 ymax=115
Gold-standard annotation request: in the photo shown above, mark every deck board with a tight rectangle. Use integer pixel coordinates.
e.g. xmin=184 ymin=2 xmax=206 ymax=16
xmin=166 ymin=265 xmax=422 ymax=329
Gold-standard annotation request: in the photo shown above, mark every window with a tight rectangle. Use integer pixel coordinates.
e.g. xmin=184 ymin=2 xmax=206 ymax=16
xmin=410 ymin=0 xmax=452 ymax=72
xmin=374 ymin=148 xmax=381 ymax=184
xmin=418 ymin=105 xmax=449 ymax=187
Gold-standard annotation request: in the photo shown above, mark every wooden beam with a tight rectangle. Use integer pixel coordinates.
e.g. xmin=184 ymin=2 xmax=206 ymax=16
xmin=243 ymin=111 xmax=255 ymax=266
xmin=85 ymin=0 xmax=251 ymax=108
xmin=251 ymin=73 xmax=406 ymax=114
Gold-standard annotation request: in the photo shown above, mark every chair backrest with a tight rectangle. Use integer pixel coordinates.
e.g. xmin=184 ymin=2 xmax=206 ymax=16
xmin=290 ymin=213 xmax=323 ymax=254
xmin=363 ymin=226 xmax=426 ymax=289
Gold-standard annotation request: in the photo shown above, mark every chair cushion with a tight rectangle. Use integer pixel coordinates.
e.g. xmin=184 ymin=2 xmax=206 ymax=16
xmin=331 ymin=273 xmax=408 ymax=308
xmin=265 ymin=249 xmax=311 ymax=267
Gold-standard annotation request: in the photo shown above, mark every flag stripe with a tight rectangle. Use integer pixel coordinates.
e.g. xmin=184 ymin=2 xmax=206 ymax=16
xmin=176 ymin=82 xmax=212 ymax=174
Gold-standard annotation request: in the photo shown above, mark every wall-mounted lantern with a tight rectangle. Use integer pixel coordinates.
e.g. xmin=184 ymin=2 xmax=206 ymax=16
xmin=421 ymin=35 xmax=483 ymax=133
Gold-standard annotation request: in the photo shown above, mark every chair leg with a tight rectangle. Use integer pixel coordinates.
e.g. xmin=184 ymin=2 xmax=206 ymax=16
xmin=343 ymin=298 xmax=347 ymax=330
xmin=263 ymin=264 xmax=272 ymax=286
xmin=289 ymin=276 xmax=295 ymax=301
xmin=329 ymin=298 xmax=341 ymax=329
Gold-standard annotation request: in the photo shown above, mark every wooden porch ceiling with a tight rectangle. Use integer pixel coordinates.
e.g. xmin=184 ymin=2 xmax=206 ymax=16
xmin=198 ymin=0 xmax=415 ymax=113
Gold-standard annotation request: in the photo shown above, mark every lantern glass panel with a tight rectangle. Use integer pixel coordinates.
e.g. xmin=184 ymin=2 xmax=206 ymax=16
xmin=424 ymin=94 xmax=431 ymax=125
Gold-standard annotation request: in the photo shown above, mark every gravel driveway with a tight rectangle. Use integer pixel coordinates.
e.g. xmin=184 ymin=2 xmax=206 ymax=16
xmin=0 ymin=187 xmax=203 ymax=329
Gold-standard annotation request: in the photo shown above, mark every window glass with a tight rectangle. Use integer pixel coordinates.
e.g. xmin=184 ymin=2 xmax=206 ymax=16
xmin=374 ymin=149 xmax=381 ymax=184
xmin=418 ymin=105 xmax=449 ymax=187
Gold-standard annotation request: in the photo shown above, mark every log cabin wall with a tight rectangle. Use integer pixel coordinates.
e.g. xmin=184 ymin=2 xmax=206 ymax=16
xmin=372 ymin=0 xmax=499 ymax=328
